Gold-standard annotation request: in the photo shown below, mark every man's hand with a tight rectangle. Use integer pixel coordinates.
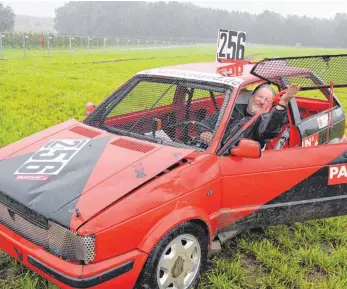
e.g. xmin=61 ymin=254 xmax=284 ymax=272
xmin=281 ymin=84 xmax=300 ymax=104
xmin=200 ymin=132 xmax=213 ymax=144
xmin=277 ymin=84 xmax=300 ymax=109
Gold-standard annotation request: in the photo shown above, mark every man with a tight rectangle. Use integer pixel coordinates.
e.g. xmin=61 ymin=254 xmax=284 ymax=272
xmin=200 ymin=83 xmax=299 ymax=148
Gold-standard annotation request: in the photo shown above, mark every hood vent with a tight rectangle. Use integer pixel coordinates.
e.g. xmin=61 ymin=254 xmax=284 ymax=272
xmin=69 ymin=126 xmax=102 ymax=138
xmin=111 ymin=138 xmax=155 ymax=153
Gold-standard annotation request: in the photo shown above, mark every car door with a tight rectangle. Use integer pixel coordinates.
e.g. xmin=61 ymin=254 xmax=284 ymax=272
xmin=216 ymin=143 xmax=347 ymax=233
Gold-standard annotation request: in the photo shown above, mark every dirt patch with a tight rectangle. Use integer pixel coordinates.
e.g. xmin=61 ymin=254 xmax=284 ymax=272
xmin=307 ymin=266 xmax=328 ymax=282
xmin=241 ymin=254 xmax=264 ymax=280
xmin=0 ymin=267 xmax=17 ymax=280
xmin=241 ymin=254 xmax=259 ymax=270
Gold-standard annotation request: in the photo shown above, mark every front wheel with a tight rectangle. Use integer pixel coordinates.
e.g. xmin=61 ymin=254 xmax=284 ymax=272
xmin=135 ymin=222 xmax=208 ymax=289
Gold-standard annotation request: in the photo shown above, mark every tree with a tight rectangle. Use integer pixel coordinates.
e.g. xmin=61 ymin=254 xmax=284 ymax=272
xmin=0 ymin=3 xmax=15 ymax=31
xmin=53 ymin=1 xmax=347 ymax=48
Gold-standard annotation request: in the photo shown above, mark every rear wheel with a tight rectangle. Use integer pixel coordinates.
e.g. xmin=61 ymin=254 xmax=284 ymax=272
xmin=135 ymin=222 xmax=208 ymax=289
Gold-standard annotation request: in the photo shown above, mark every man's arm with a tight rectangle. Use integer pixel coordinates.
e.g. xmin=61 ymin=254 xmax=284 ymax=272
xmin=199 ymin=111 xmax=219 ymax=144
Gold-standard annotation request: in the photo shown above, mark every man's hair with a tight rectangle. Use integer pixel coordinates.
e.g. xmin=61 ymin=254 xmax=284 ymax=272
xmin=252 ymin=82 xmax=276 ymax=97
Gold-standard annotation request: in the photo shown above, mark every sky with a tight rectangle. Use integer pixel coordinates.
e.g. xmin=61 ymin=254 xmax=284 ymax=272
xmin=2 ymin=0 xmax=347 ymax=19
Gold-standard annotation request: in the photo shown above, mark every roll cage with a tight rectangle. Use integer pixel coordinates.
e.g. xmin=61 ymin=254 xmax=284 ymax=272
xmin=217 ymin=54 xmax=347 ymax=155
xmin=84 ymin=75 xmax=233 ymax=151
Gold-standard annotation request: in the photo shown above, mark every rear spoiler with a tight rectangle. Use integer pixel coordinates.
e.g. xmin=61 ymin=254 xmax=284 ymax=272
xmin=250 ymin=54 xmax=347 ymax=91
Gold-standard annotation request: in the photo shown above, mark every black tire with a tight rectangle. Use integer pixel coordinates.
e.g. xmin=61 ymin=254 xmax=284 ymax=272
xmin=135 ymin=221 xmax=209 ymax=289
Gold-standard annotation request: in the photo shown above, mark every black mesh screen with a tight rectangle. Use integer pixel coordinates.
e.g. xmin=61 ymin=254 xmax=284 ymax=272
xmin=90 ymin=78 xmax=230 ymax=151
xmin=0 ymin=201 xmax=95 ymax=264
xmin=250 ymin=54 xmax=347 ymax=90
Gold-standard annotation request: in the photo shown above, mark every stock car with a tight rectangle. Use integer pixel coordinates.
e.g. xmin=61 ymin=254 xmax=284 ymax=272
xmin=0 ymin=54 xmax=347 ymax=289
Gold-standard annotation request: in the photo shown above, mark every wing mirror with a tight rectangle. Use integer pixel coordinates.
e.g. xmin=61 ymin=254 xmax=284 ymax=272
xmin=230 ymin=139 xmax=261 ymax=158
xmin=85 ymin=102 xmax=96 ymax=116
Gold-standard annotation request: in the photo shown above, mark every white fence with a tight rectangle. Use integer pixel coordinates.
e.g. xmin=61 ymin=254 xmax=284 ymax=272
xmin=0 ymin=32 xmax=214 ymax=59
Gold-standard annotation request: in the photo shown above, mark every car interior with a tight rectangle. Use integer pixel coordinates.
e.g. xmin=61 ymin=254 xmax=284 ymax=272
xmin=227 ymin=79 xmax=343 ymax=152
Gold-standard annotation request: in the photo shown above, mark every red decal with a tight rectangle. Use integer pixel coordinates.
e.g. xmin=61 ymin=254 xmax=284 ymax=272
xmin=302 ymin=133 xmax=319 ymax=147
xmin=328 ymin=164 xmax=347 ymax=185
xmin=15 ymin=175 xmax=49 ymax=181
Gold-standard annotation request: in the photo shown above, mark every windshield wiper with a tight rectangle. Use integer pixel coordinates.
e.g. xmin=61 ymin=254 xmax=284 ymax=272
xmin=125 ymin=83 xmax=175 ymax=136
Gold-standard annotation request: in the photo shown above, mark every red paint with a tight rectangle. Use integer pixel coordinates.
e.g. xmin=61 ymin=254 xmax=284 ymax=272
xmin=69 ymin=126 xmax=102 ymax=138
xmin=296 ymin=97 xmax=330 ymax=119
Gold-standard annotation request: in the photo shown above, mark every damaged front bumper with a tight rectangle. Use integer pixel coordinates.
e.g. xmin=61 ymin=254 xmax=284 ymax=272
xmin=0 ymin=195 xmax=95 ymax=264
xmin=0 ymin=224 xmax=148 ymax=289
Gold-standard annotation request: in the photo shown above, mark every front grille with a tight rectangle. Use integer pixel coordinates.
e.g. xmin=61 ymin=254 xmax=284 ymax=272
xmin=0 ymin=201 xmax=95 ymax=264
xmin=48 ymin=222 xmax=95 ymax=264
xmin=0 ymin=191 xmax=48 ymax=229
xmin=0 ymin=201 xmax=49 ymax=248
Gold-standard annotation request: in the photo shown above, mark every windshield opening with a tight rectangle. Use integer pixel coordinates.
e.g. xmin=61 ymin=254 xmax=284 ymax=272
xmin=87 ymin=77 xmax=231 ymax=151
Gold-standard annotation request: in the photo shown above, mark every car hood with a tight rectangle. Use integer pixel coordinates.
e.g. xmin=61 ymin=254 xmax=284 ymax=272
xmin=0 ymin=120 xmax=194 ymax=230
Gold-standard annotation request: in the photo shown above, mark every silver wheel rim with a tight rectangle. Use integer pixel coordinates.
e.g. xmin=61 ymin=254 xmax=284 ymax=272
xmin=156 ymin=234 xmax=201 ymax=289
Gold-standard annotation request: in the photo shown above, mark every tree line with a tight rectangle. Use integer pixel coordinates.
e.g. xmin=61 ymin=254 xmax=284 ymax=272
xmin=0 ymin=3 xmax=15 ymax=31
xmin=53 ymin=2 xmax=347 ymax=48
xmin=2 ymin=1 xmax=347 ymax=48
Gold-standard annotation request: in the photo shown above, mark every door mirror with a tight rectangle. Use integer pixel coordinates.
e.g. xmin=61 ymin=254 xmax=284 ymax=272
xmin=85 ymin=102 xmax=96 ymax=116
xmin=230 ymin=139 xmax=261 ymax=158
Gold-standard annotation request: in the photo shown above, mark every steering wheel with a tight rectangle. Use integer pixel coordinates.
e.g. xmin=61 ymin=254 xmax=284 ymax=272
xmin=165 ymin=120 xmax=214 ymax=146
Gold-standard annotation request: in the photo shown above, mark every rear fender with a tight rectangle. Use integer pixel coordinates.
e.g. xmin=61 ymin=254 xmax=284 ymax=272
xmin=138 ymin=206 xmax=213 ymax=254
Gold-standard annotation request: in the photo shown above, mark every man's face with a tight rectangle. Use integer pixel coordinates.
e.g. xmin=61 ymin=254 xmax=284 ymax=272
xmin=247 ymin=87 xmax=274 ymax=115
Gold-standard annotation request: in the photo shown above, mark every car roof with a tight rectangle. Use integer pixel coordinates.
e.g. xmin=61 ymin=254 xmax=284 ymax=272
xmin=137 ymin=60 xmax=317 ymax=89
xmin=136 ymin=61 xmax=260 ymax=87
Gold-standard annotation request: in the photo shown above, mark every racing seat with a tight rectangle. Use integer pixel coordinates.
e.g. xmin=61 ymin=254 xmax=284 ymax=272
xmin=262 ymin=94 xmax=292 ymax=150
xmin=265 ymin=102 xmax=291 ymax=151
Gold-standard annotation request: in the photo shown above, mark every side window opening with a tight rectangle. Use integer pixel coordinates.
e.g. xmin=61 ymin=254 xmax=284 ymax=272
xmin=285 ymin=76 xmax=338 ymax=122
xmin=220 ymin=82 xmax=290 ymax=153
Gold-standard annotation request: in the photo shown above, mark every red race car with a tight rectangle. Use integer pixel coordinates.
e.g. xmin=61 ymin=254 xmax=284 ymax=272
xmin=0 ymin=54 xmax=347 ymax=289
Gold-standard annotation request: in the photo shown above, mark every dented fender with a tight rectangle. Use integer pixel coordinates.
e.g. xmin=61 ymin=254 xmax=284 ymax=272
xmin=138 ymin=206 xmax=213 ymax=254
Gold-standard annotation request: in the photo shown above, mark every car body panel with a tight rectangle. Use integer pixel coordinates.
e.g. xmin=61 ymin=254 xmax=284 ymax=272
xmin=0 ymin=122 xmax=194 ymax=229
xmin=79 ymin=154 xmax=220 ymax=260
xmin=218 ymin=143 xmax=347 ymax=231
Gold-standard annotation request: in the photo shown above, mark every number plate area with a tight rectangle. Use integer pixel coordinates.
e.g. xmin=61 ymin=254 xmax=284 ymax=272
xmin=14 ymin=139 xmax=89 ymax=176
xmin=217 ymin=29 xmax=246 ymax=61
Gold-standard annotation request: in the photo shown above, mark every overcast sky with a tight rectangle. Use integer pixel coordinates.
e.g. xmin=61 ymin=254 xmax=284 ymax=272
xmin=2 ymin=0 xmax=347 ymax=19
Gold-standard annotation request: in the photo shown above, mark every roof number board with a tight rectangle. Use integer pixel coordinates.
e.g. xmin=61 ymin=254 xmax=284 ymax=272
xmin=216 ymin=29 xmax=246 ymax=62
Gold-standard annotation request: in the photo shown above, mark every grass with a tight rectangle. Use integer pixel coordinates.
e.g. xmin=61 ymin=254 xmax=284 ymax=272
xmin=1 ymin=44 xmax=347 ymax=288
xmin=199 ymin=219 xmax=347 ymax=289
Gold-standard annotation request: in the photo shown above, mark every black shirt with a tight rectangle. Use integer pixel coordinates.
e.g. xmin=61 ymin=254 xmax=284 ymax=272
xmin=201 ymin=104 xmax=288 ymax=148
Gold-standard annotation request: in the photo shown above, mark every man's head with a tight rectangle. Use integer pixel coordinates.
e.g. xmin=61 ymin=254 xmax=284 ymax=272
xmin=247 ymin=83 xmax=275 ymax=115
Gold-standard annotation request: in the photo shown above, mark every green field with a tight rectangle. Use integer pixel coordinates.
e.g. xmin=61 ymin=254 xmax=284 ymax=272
xmin=2 ymin=45 xmax=347 ymax=289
